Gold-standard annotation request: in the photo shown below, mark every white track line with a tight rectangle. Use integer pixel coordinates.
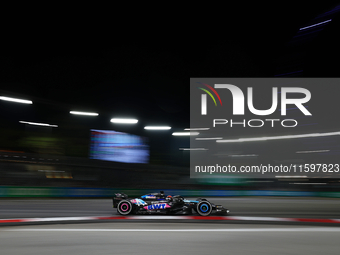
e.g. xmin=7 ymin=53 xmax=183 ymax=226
xmin=226 ymin=216 xmax=292 ymax=222
xmin=24 ymin=217 xmax=98 ymax=222
xmin=7 ymin=228 xmax=340 ymax=232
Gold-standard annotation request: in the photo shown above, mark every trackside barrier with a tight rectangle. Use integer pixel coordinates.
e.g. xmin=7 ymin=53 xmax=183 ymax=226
xmin=1 ymin=186 xmax=340 ymax=198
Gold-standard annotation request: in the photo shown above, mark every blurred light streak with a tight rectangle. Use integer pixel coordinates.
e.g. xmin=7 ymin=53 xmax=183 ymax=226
xmin=179 ymin=148 xmax=208 ymax=151
xmin=290 ymin=183 xmax=327 ymax=185
xmin=296 ymin=123 xmax=318 ymax=127
xmin=38 ymin=170 xmax=65 ymax=172
xmin=19 ymin=121 xmax=58 ymax=127
xmin=0 ymin=96 xmax=32 ymax=104
xmin=246 ymin=181 xmax=274 ymax=183
xmin=217 ymin=131 xmax=340 ymax=143
xmin=275 ymin=176 xmax=307 ymax=178
xmin=184 ymin=128 xmax=210 ymax=131
xmin=196 ymin=137 xmax=223 ymax=140
xmin=70 ymin=111 xmax=98 ymax=116
xmin=299 ymin=19 xmax=332 ymax=30
xmin=228 ymin=154 xmax=258 ymax=157
xmin=172 ymin=132 xmax=199 ymax=136
xmin=296 ymin=150 xmax=330 ymax=154
xmin=144 ymin=126 xmax=171 ymax=130
xmin=110 ymin=118 xmax=138 ymax=124
xmin=279 ymin=106 xmax=309 ymax=111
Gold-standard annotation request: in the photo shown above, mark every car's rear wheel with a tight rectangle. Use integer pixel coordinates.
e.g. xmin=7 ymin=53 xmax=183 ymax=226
xmin=117 ymin=200 xmax=133 ymax=215
xmin=196 ymin=201 xmax=212 ymax=216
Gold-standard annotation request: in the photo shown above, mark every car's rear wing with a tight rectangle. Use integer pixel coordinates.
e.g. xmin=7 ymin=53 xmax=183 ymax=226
xmin=112 ymin=193 xmax=128 ymax=208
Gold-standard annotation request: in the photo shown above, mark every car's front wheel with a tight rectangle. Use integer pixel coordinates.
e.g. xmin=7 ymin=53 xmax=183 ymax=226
xmin=196 ymin=201 xmax=212 ymax=216
xmin=117 ymin=200 xmax=133 ymax=215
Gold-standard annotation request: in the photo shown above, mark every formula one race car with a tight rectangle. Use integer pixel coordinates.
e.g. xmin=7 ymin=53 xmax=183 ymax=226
xmin=112 ymin=191 xmax=229 ymax=216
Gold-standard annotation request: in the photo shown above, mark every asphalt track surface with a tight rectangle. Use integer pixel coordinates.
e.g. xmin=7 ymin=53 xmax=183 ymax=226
xmin=2 ymin=223 xmax=340 ymax=255
xmin=1 ymin=197 xmax=340 ymax=219
xmin=2 ymin=197 xmax=340 ymax=254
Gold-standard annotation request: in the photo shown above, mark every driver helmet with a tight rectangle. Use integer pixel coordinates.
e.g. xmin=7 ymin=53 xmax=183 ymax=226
xmin=166 ymin=195 xmax=172 ymax=201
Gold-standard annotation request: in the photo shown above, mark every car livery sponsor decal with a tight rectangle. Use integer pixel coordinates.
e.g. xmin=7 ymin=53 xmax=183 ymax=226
xmin=130 ymin=199 xmax=147 ymax=206
xmin=141 ymin=195 xmax=156 ymax=199
xmin=151 ymin=200 xmax=166 ymax=204
xmin=184 ymin=200 xmax=199 ymax=203
xmin=144 ymin=203 xmax=171 ymax=210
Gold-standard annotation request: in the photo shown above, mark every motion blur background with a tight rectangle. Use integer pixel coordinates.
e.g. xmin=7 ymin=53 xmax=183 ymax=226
xmin=1 ymin=4 xmax=340 ymax=198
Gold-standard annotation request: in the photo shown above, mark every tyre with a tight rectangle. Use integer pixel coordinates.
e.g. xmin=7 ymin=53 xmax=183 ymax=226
xmin=196 ymin=201 xmax=212 ymax=216
xmin=117 ymin=200 xmax=133 ymax=215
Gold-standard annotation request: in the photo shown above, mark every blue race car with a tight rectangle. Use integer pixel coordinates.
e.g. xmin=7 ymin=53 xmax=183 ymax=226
xmin=113 ymin=191 xmax=229 ymax=216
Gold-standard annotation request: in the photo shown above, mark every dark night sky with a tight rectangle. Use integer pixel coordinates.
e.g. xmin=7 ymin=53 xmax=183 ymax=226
xmin=0 ymin=4 xmax=339 ymax=138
